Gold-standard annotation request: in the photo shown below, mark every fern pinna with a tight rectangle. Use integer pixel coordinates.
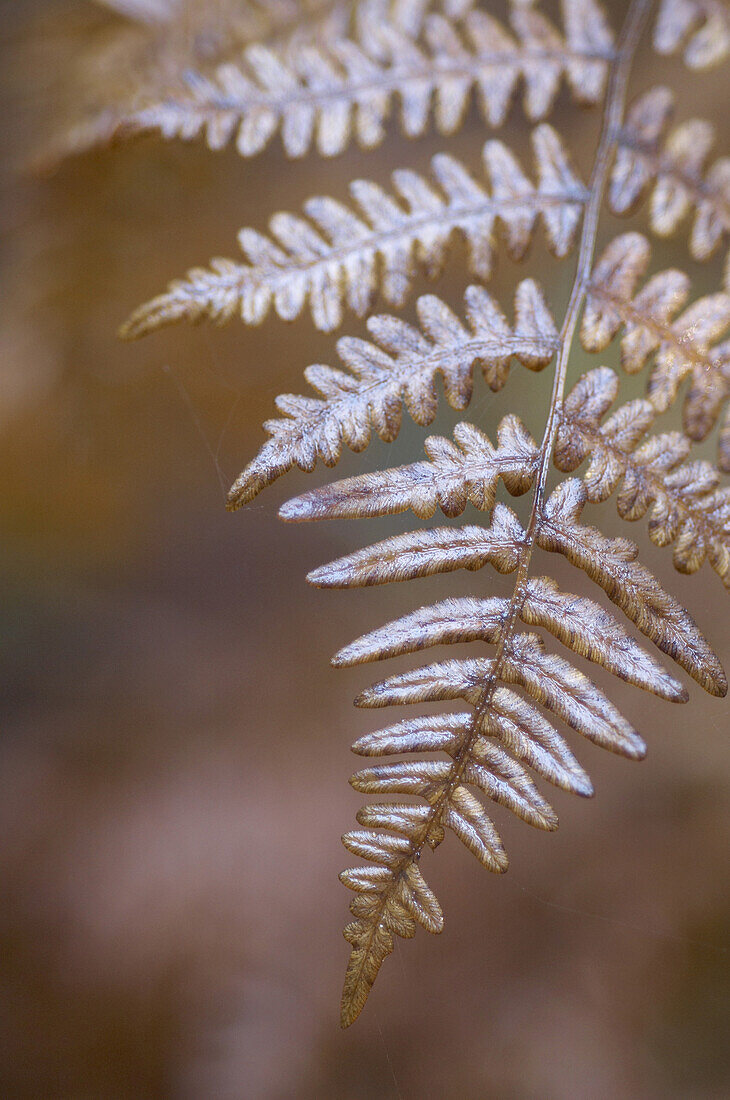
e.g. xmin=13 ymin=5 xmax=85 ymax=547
xmin=108 ymin=0 xmax=730 ymax=1027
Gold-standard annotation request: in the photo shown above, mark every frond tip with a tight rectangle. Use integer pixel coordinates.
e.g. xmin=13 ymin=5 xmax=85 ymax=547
xmin=294 ymin=455 xmax=726 ymax=1024
xmin=120 ymin=124 xmax=584 ymax=338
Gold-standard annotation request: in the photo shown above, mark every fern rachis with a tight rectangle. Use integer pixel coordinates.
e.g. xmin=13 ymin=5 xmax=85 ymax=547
xmin=70 ymin=0 xmax=730 ymax=1028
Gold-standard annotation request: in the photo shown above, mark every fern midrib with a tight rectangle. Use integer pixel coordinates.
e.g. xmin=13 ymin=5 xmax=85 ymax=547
xmin=169 ymin=191 xmax=589 ymax=304
xmin=132 ymin=43 xmax=618 ymax=120
xmin=342 ymin=0 xmax=651 ymax=1027
xmin=266 ymin=336 xmax=560 ymax=431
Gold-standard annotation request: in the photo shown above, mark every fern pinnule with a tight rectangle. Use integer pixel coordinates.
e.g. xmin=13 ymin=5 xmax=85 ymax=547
xmin=654 ymin=0 xmax=730 ymax=69
xmin=556 ymin=366 xmax=730 ymax=586
xmin=279 ymin=416 xmax=539 ymax=521
xmin=120 ymin=124 xmax=585 ymax=339
xmin=224 ymin=281 xmax=558 ymax=509
xmin=582 ymin=233 xmax=730 ymax=462
xmin=611 ymin=87 xmax=730 ymax=259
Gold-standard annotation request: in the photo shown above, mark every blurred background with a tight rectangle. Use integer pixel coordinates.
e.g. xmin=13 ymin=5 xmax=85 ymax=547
xmin=0 ymin=1 xmax=728 ymax=1096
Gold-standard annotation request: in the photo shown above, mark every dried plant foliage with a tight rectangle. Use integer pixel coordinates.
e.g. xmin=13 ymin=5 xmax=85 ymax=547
xmin=226 ymin=280 xmax=558 ymax=507
xmin=59 ymin=0 xmax=615 ymax=163
xmin=121 ymin=125 xmax=584 ymax=336
xmin=46 ymin=0 xmax=356 ymax=163
xmin=45 ymin=0 xmax=730 ymax=1030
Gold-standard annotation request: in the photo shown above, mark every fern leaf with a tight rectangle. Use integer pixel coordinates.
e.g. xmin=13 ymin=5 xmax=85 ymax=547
xmin=312 ymin=466 xmax=724 ymax=1023
xmin=223 ymin=282 xmax=557 ymax=508
xmin=306 ymin=507 xmax=525 ymax=586
xmin=280 ymin=415 xmax=539 ymax=520
xmin=46 ymin=0 xmax=353 ymax=164
xmin=654 ymin=0 xmax=730 ymax=69
xmin=304 ymin=475 xmax=726 ymax=694
xmin=102 ymin=1 xmax=615 ymax=160
xmin=121 ymin=125 xmax=584 ymax=338
xmin=581 ymin=233 xmax=730 ymax=461
xmin=612 ymin=88 xmax=730 ymax=259
xmin=537 ymin=479 xmax=727 ymax=695
xmin=556 ymin=366 xmax=730 ymax=586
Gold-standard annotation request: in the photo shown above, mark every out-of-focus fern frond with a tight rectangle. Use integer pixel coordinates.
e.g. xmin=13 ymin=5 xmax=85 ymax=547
xmin=86 ymin=0 xmax=615 ymax=160
xmin=611 ymin=87 xmax=730 ymax=259
xmin=654 ymin=0 xmax=730 ymax=69
xmin=582 ymin=233 xmax=730 ymax=466
xmin=95 ymin=0 xmax=176 ymax=23
xmin=44 ymin=0 xmax=354 ymax=164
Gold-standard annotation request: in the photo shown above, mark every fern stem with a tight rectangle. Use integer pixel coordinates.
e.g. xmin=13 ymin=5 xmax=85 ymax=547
xmin=340 ymin=0 xmax=653 ymax=1028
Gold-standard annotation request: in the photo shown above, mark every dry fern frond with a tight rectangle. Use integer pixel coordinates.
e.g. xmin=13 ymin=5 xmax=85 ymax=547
xmin=95 ymin=0 xmax=615 ymax=160
xmin=225 ymin=281 xmax=558 ymax=507
xmin=281 ymin=366 xmax=730 ymax=587
xmin=612 ymin=87 xmax=730 ymax=259
xmin=121 ymin=125 xmax=584 ymax=337
xmin=93 ymin=0 xmax=730 ymax=1036
xmin=654 ymin=0 xmax=730 ymax=69
xmin=556 ymin=366 xmax=730 ymax=586
xmin=582 ymin=232 xmax=730 ymax=463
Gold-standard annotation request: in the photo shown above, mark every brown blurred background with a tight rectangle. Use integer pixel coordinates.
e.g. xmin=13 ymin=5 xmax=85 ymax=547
xmin=0 ymin=2 xmax=728 ymax=1096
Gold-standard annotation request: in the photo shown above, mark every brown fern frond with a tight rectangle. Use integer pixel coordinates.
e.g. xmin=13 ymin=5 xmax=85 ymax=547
xmin=281 ymin=364 xmax=730 ymax=587
xmin=121 ymin=124 xmax=585 ymax=337
xmin=333 ymin=582 xmax=688 ymax=701
xmin=224 ymin=281 xmax=558 ymax=508
xmin=654 ymin=0 xmax=730 ymax=69
xmin=556 ymin=366 xmax=730 ymax=586
xmin=99 ymin=0 xmax=615 ymax=160
xmin=92 ymin=0 xmax=730 ymax=1039
xmin=581 ymin=232 xmax=730 ymax=462
xmin=612 ymin=87 xmax=730 ymax=259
